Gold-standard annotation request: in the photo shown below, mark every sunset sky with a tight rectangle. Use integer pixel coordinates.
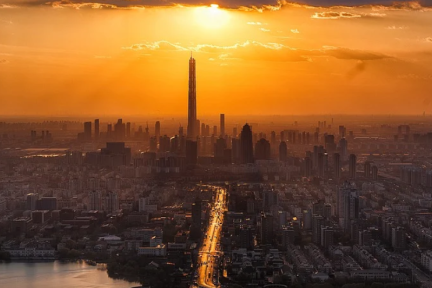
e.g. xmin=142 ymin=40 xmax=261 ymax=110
xmin=0 ymin=0 xmax=432 ymax=116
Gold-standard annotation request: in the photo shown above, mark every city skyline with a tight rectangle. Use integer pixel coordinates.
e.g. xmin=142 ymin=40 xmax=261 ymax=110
xmin=1 ymin=1 xmax=432 ymax=116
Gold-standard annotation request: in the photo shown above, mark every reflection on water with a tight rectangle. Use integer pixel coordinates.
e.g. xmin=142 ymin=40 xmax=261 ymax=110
xmin=0 ymin=261 xmax=139 ymax=288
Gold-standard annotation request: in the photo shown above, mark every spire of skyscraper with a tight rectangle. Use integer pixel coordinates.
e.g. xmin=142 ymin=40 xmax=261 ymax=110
xmin=187 ymin=55 xmax=197 ymax=139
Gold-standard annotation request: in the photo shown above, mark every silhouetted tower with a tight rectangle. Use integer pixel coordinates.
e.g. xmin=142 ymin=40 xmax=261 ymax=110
xmin=94 ymin=119 xmax=99 ymax=140
xmin=187 ymin=55 xmax=197 ymax=139
xmin=240 ymin=124 xmax=254 ymax=164
xmin=155 ymin=121 xmax=160 ymax=142
xmin=220 ymin=114 xmax=225 ymax=137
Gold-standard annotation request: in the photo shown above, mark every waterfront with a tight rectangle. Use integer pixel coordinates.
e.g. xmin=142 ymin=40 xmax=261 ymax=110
xmin=0 ymin=261 xmax=139 ymax=288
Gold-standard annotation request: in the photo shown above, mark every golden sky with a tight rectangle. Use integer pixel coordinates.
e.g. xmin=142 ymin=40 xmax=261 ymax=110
xmin=0 ymin=1 xmax=432 ymax=116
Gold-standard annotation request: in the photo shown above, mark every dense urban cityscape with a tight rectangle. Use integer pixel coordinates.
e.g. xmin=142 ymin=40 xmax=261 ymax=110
xmin=1 ymin=54 xmax=432 ymax=288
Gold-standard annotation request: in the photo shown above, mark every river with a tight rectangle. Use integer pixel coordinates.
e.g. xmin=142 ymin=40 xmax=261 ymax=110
xmin=0 ymin=261 xmax=140 ymax=288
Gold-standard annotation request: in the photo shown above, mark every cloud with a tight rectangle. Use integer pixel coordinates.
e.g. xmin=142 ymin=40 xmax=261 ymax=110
xmin=260 ymin=27 xmax=270 ymax=32
xmin=0 ymin=59 xmax=8 ymax=64
xmin=247 ymin=22 xmax=263 ymax=25
xmin=123 ymin=40 xmax=391 ymax=63
xmin=387 ymin=25 xmax=408 ymax=29
xmin=311 ymin=11 xmax=362 ymax=19
xmin=291 ymin=29 xmax=300 ymax=33
xmin=323 ymin=46 xmax=390 ymax=60
xmin=426 ymin=37 xmax=432 ymax=43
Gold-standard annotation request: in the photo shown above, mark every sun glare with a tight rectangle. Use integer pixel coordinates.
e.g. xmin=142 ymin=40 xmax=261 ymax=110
xmin=194 ymin=4 xmax=229 ymax=29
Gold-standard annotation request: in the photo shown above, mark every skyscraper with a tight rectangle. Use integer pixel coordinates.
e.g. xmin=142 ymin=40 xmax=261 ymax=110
xmin=349 ymin=154 xmax=357 ymax=179
xmin=220 ymin=114 xmax=225 ymax=137
xmin=84 ymin=121 xmax=91 ymax=141
xmin=187 ymin=55 xmax=197 ymax=139
xmin=240 ymin=124 xmax=254 ymax=164
xmin=94 ymin=119 xmax=99 ymax=140
xmin=155 ymin=121 xmax=161 ymax=141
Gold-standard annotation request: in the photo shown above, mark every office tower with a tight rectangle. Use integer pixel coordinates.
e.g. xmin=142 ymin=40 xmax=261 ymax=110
xmin=187 ymin=55 xmax=197 ymax=139
xmin=155 ymin=121 xmax=161 ymax=142
xmin=240 ymin=124 xmax=254 ymax=164
xmin=281 ymin=228 xmax=295 ymax=249
xmin=337 ymin=183 xmax=358 ymax=227
xmin=333 ymin=153 xmax=341 ymax=180
xmin=339 ymin=125 xmax=346 ymax=137
xmin=89 ymin=190 xmax=102 ymax=210
xmin=260 ymin=212 xmax=274 ymax=245
xmin=26 ymin=193 xmax=39 ymax=211
xmin=321 ymin=226 xmax=334 ymax=249
xmin=126 ymin=122 xmax=131 ymax=138
xmin=84 ymin=121 xmax=92 ymax=141
xmin=364 ymin=161 xmax=371 ymax=178
xmin=107 ymin=124 xmax=113 ymax=138
xmin=313 ymin=145 xmax=324 ymax=169
xmin=100 ymin=142 xmax=131 ymax=167
xmin=205 ymin=125 xmax=210 ymax=137
xmin=201 ymin=123 xmax=206 ymax=137
xmin=324 ymin=134 xmax=336 ymax=152
xmin=213 ymin=125 xmax=217 ymax=137
xmin=94 ymin=119 xmax=99 ymax=140
xmin=231 ymin=138 xmax=241 ymax=164
xmin=312 ymin=214 xmax=325 ymax=245
xmin=186 ymin=140 xmax=197 ymax=165
xmin=114 ymin=119 xmax=125 ymax=140
xmin=349 ymin=154 xmax=357 ymax=179
xmin=338 ymin=137 xmax=348 ymax=161
xmin=279 ymin=141 xmax=287 ymax=162
xmin=255 ymin=138 xmax=271 ymax=160
xmin=220 ymin=114 xmax=225 ymax=137
xmin=214 ymin=137 xmax=227 ymax=164
xmin=372 ymin=165 xmax=378 ymax=180
xmin=340 ymin=186 xmax=359 ymax=231
xmin=391 ymin=227 xmax=407 ymax=251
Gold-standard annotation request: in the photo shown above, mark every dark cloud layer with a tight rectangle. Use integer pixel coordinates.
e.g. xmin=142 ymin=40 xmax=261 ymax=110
xmin=1 ymin=0 xmax=432 ymax=9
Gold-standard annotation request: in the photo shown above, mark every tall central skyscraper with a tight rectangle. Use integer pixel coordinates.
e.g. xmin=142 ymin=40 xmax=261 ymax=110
xmin=187 ymin=55 xmax=197 ymax=139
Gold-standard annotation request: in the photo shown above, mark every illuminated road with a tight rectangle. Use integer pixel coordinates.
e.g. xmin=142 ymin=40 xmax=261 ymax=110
xmin=194 ymin=186 xmax=227 ymax=288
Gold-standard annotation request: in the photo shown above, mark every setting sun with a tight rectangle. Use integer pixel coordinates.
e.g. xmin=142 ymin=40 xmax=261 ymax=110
xmin=194 ymin=4 xmax=229 ymax=29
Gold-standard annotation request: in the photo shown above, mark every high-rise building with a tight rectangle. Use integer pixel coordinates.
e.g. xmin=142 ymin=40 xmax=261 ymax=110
xmin=155 ymin=121 xmax=161 ymax=142
xmin=94 ymin=119 xmax=99 ymax=140
xmin=349 ymin=154 xmax=357 ymax=179
xmin=26 ymin=193 xmax=39 ymax=211
xmin=220 ymin=114 xmax=225 ymax=137
xmin=333 ymin=153 xmax=341 ymax=180
xmin=89 ymin=190 xmax=102 ymax=210
xmin=187 ymin=55 xmax=197 ymax=139
xmin=255 ymin=138 xmax=271 ymax=160
xmin=364 ymin=161 xmax=371 ymax=178
xmin=260 ymin=212 xmax=274 ymax=245
xmin=186 ymin=140 xmax=197 ymax=165
xmin=84 ymin=122 xmax=92 ymax=141
xmin=279 ymin=141 xmax=287 ymax=162
xmin=339 ymin=138 xmax=348 ymax=161
xmin=240 ymin=124 xmax=254 ymax=164
xmin=126 ymin=122 xmax=131 ymax=138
